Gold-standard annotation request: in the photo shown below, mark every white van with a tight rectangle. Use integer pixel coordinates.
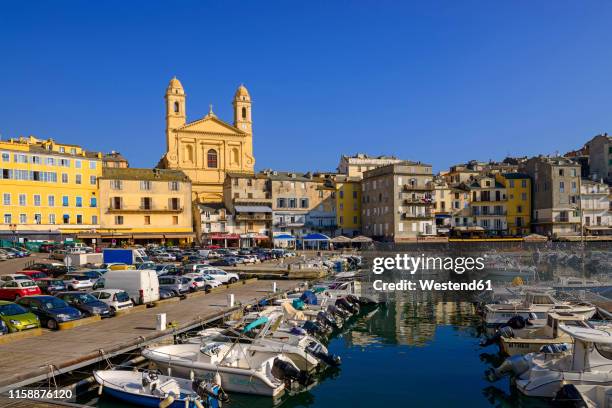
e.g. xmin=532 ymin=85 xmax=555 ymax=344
xmin=103 ymin=269 xmax=160 ymax=305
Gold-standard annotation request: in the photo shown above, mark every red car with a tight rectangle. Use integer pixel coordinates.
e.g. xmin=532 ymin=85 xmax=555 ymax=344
xmin=0 ymin=280 xmax=42 ymax=300
xmin=19 ymin=270 xmax=49 ymax=281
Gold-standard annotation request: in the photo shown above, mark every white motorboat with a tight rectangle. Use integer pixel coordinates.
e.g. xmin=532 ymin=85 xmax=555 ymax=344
xmin=556 ymin=384 xmax=612 ymax=407
xmin=93 ymin=369 xmax=224 ymax=408
xmin=489 ymin=325 xmax=612 ymax=398
xmin=483 ymin=291 xmax=596 ymax=327
xmin=142 ymin=342 xmax=309 ymax=397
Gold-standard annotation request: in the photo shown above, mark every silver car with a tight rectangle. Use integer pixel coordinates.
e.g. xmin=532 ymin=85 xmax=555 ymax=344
xmin=157 ymin=276 xmax=190 ymax=296
xmin=63 ymin=274 xmax=94 ymax=291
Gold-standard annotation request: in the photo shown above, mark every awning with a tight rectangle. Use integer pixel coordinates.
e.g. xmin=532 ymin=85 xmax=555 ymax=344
xmin=435 ymin=214 xmax=452 ymax=218
xmin=240 ymin=233 xmax=269 ymax=239
xmin=132 ymin=234 xmax=165 ymax=239
xmin=234 ymin=205 xmax=272 ymax=213
xmin=454 ymin=226 xmax=485 ymax=231
xmin=274 ymin=234 xmax=296 ymax=240
xmin=351 ymin=235 xmax=373 ymax=243
xmin=208 ymin=233 xmax=240 ymax=240
xmin=585 ymin=226 xmax=612 ymax=230
xmin=163 ymin=233 xmax=195 ymax=238
xmin=303 ymin=233 xmax=330 ymax=241
xmin=331 ymin=235 xmax=352 ymax=243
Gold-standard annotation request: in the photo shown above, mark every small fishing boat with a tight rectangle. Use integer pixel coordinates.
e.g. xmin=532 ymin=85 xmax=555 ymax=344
xmin=143 ymin=341 xmax=309 ymax=397
xmin=93 ymin=369 xmax=224 ymax=408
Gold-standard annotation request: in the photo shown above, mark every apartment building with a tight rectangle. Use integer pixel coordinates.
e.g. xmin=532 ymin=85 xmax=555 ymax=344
xmin=337 ymin=154 xmax=403 ymax=179
xmin=361 ymin=162 xmax=436 ymax=241
xmin=467 ymin=175 xmax=508 ymax=236
xmin=0 ymin=136 xmax=102 ymax=241
xmin=587 ymin=133 xmax=612 ymax=184
xmin=521 ymin=156 xmax=581 ymax=237
xmin=95 ymin=168 xmax=193 ymax=245
xmin=580 ymin=179 xmax=611 ymax=236
xmin=333 ymin=174 xmax=362 ymax=237
xmin=495 ymin=173 xmax=531 ymax=236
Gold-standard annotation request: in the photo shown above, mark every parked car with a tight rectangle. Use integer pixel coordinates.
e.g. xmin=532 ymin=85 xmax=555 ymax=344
xmin=50 ymin=249 xmax=67 ymax=261
xmin=19 ymin=270 xmax=49 ymax=281
xmin=201 ymin=274 xmax=223 ymax=289
xmin=104 ymin=269 xmax=159 ymax=305
xmin=0 ymin=248 xmax=16 ymax=259
xmin=55 ymin=291 xmax=112 ymax=317
xmin=209 ymin=258 xmax=238 ymax=267
xmin=158 ymin=276 xmax=190 ymax=296
xmin=93 ymin=277 xmax=105 ymax=290
xmin=182 ymin=274 xmax=208 ymax=291
xmin=184 ymin=263 xmax=211 ymax=273
xmin=39 ymin=243 xmax=58 ymax=253
xmin=26 ymin=262 xmax=68 ymax=278
xmin=198 ymin=268 xmax=239 ymax=284
xmin=77 ymin=270 xmax=105 ymax=282
xmin=158 ymin=288 xmax=174 ymax=299
xmin=153 ymin=253 xmax=176 ymax=262
xmin=16 ymin=295 xmax=82 ymax=330
xmin=35 ymin=278 xmax=67 ymax=295
xmin=137 ymin=261 xmax=157 ymax=270
xmin=89 ymin=289 xmax=133 ymax=312
xmin=63 ymin=274 xmax=94 ymax=291
xmin=0 ymin=300 xmax=40 ymax=332
xmin=0 ymin=274 xmax=31 ymax=284
xmin=0 ymin=280 xmax=42 ymax=300
xmin=0 ymin=251 xmax=8 ymax=261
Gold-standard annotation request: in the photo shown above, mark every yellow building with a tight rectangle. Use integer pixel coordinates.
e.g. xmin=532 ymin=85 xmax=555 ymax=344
xmin=90 ymin=168 xmax=194 ymax=245
xmin=334 ymin=175 xmax=361 ymax=236
xmin=495 ymin=173 xmax=531 ymax=236
xmin=158 ymin=77 xmax=255 ymax=203
xmin=0 ymin=136 xmax=102 ymax=241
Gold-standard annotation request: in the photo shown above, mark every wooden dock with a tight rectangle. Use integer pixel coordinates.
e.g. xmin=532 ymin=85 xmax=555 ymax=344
xmin=0 ymin=279 xmax=301 ymax=393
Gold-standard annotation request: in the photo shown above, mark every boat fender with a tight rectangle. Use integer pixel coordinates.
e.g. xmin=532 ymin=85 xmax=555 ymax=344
xmin=98 ymin=385 xmax=103 ymax=395
xmin=498 ymin=326 xmax=514 ymax=339
xmin=159 ymin=395 xmax=175 ymax=408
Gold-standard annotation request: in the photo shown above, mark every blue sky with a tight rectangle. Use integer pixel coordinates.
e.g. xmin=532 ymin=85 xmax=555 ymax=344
xmin=1 ymin=1 xmax=611 ymax=173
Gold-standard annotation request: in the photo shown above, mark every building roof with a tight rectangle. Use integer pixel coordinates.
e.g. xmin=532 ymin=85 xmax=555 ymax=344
xmin=103 ymin=151 xmax=128 ymax=162
xmin=234 ymin=84 xmax=250 ymax=99
xmin=197 ymin=203 xmax=226 ymax=212
xmin=101 ymin=167 xmax=190 ymax=182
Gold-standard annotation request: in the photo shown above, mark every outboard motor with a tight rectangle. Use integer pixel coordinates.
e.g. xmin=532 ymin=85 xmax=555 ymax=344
xmin=505 ymin=316 xmax=528 ymax=329
xmin=479 ymin=326 xmax=514 ymax=347
xmin=318 ymin=310 xmax=341 ymax=329
xmin=336 ymin=298 xmax=359 ymax=315
xmin=346 ymin=294 xmax=361 ymax=307
xmin=553 ymin=384 xmax=588 ymax=408
xmin=306 ymin=340 xmax=341 ymax=367
xmin=485 ymin=354 xmax=530 ymax=382
xmin=272 ymin=358 xmax=310 ymax=385
xmin=289 ymin=326 xmax=307 ymax=336
xmin=302 ymin=320 xmax=330 ymax=337
xmin=194 ymin=380 xmax=229 ymax=407
xmin=327 ymin=304 xmax=350 ymax=320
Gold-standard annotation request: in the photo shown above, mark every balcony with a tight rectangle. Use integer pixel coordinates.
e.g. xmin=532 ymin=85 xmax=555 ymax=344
xmin=403 ymin=198 xmax=434 ymax=205
xmin=274 ymin=220 xmax=305 ymax=227
xmin=403 ymin=184 xmax=434 ymax=192
xmin=401 ymin=212 xmax=433 ymax=220
xmin=235 ymin=213 xmax=273 ymax=221
xmin=107 ymin=206 xmax=183 ymax=214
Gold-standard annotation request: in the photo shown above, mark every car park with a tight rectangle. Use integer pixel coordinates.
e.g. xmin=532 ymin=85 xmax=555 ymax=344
xmin=104 ymin=269 xmax=159 ymax=305
xmin=55 ymin=292 xmax=112 ymax=317
xmin=89 ymin=289 xmax=133 ymax=312
xmin=0 ymin=280 xmax=42 ymax=300
xmin=35 ymin=278 xmax=67 ymax=295
xmin=17 ymin=295 xmax=82 ymax=330
xmin=0 ymin=301 xmax=40 ymax=332
xmin=158 ymin=276 xmax=190 ymax=296
xmin=63 ymin=274 xmax=94 ymax=291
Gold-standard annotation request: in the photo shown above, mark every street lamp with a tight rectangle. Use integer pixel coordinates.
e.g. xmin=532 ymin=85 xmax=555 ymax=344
xmin=9 ymin=223 xmax=17 ymax=244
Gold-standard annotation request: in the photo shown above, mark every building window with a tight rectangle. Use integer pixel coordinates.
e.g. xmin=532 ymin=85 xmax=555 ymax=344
xmin=141 ymin=197 xmax=152 ymax=210
xmin=49 ymin=214 xmax=55 ymax=224
xmin=2 ymin=193 xmax=9 ymax=206
xmin=3 ymin=213 xmax=11 ymax=224
xmin=174 ymin=101 xmax=179 ymax=113
xmin=1 ymin=152 xmax=9 ymax=162
xmin=144 ymin=215 xmax=151 ymax=225
xmin=48 ymin=195 xmax=55 ymax=207
xmin=90 ymin=175 xmax=96 ymax=185
xmin=169 ymin=198 xmax=180 ymax=210
xmin=241 ymin=107 xmax=247 ymax=119
xmin=63 ymin=214 xmax=70 ymax=224
xmin=70 ymin=148 xmax=76 ymax=155
xmin=19 ymin=214 xmax=26 ymax=224
xmin=34 ymin=195 xmax=41 ymax=206
xmin=111 ymin=180 xmax=122 ymax=190
xmin=90 ymin=197 xmax=97 ymax=207
xmin=140 ymin=180 xmax=151 ymax=190
xmin=559 ymin=181 xmax=565 ymax=193
xmin=62 ymin=196 xmax=69 ymax=207
xmin=559 ymin=169 xmax=564 ymax=176
xmin=207 ymin=149 xmax=218 ymax=168
xmin=76 ymin=214 xmax=83 ymax=224
xmin=75 ymin=174 xmax=82 ymax=184
xmin=277 ymin=198 xmax=286 ymax=208
xmin=61 ymin=173 xmax=68 ymax=183
xmin=289 ymin=198 xmax=297 ymax=208
xmin=19 ymin=194 xmax=26 ymax=206
xmin=114 ymin=215 xmax=124 ymax=225
xmin=75 ymin=160 xmax=82 ymax=169
xmin=76 ymin=196 xmax=82 ymax=207
xmin=300 ymin=198 xmax=309 ymax=208
xmin=92 ymin=215 xmax=98 ymax=224
xmin=172 ymin=215 xmax=179 ymax=225
xmin=89 ymin=160 xmax=97 ymax=169
xmin=169 ymin=181 xmax=179 ymax=191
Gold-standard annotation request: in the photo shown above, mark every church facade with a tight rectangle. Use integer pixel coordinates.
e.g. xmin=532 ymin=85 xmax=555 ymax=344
xmin=158 ymin=77 xmax=255 ymax=203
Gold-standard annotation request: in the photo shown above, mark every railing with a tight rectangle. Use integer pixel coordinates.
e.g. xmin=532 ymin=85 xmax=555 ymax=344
xmin=403 ymin=198 xmax=433 ymax=205
xmin=235 ymin=214 xmax=273 ymax=221
xmin=106 ymin=206 xmax=183 ymax=213
xmin=401 ymin=212 xmax=433 ymax=219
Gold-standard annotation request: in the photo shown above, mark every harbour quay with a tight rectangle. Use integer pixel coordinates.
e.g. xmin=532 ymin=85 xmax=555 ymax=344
xmin=0 ymin=279 xmax=301 ymax=393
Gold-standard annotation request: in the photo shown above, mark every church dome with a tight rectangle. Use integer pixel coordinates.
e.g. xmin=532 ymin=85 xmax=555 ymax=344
xmin=234 ymin=84 xmax=250 ymax=100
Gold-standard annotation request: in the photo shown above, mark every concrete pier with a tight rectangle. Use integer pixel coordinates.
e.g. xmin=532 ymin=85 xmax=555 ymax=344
xmin=0 ymin=279 xmax=302 ymax=393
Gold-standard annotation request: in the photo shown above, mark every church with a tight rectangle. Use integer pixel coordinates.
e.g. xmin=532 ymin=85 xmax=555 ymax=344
xmin=158 ymin=77 xmax=256 ymax=203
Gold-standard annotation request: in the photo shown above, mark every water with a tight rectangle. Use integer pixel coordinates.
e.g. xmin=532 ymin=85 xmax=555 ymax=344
xmin=94 ymin=291 xmax=553 ymax=408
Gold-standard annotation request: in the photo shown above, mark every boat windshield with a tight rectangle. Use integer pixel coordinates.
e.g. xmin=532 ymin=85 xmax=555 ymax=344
xmin=595 ymin=343 xmax=612 ymax=360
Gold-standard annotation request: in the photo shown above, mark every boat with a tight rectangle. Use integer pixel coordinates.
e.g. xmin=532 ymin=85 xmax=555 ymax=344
xmin=554 ymin=384 xmax=612 ymax=407
xmin=93 ymin=369 xmax=225 ymax=408
xmin=483 ymin=291 xmax=596 ymax=327
xmin=499 ymin=312 xmax=589 ymax=356
xmin=553 ymin=276 xmax=612 ymax=293
xmin=488 ymin=325 xmax=612 ymax=398
xmin=184 ymin=314 xmax=338 ymax=371
xmin=142 ymin=341 xmax=309 ymax=397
